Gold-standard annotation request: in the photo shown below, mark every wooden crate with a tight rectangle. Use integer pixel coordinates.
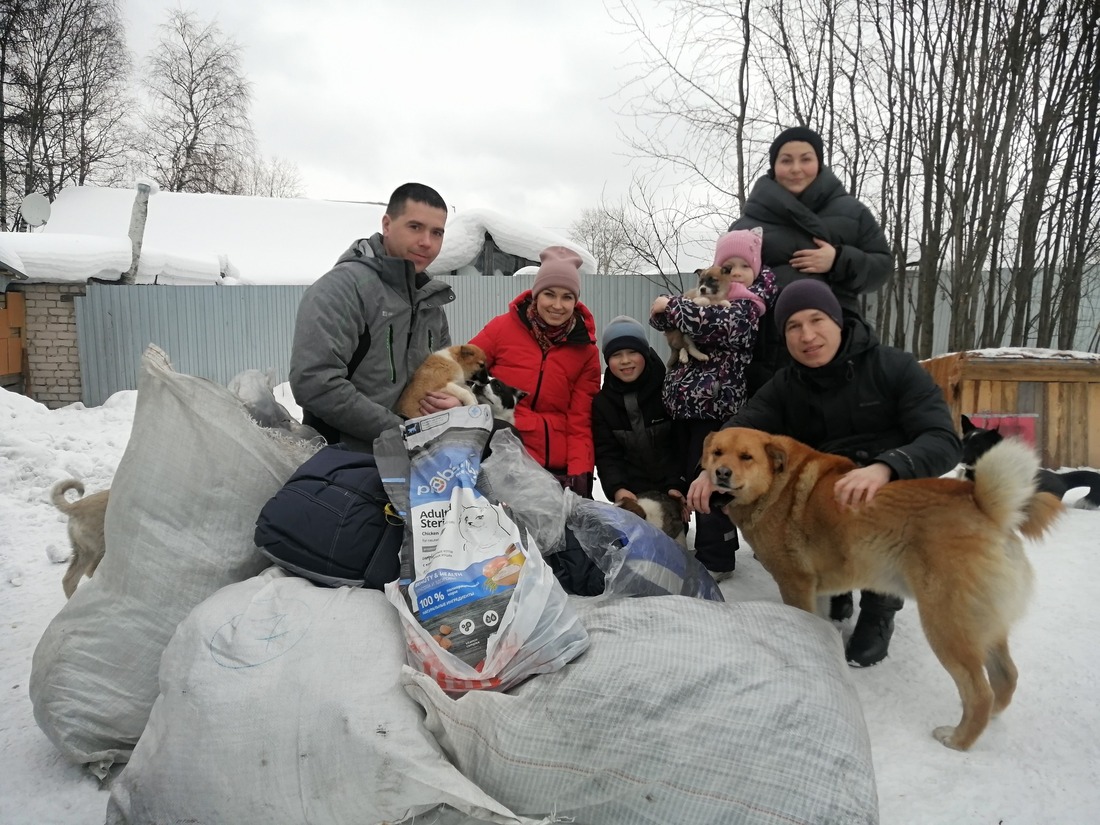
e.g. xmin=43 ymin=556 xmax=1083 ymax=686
xmin=921 ymin=351 xmax=1100 ymax=468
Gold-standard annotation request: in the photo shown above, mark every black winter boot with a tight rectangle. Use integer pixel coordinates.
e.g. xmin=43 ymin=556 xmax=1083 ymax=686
xmin=829 ymin=592 xmax=854 ymax=622
xmin=846 ymin=591 xmax=903 ymax=667
xmin=693 ymin=510 xmax=738 ymax=581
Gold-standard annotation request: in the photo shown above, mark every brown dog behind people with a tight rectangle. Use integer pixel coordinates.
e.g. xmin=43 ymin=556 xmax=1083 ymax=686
xmin=51 ymin=479 xmax=110 ymax=598
xmin=700 ymin=427 xmax=1063 ymax=751
xmin=396 ymin=344 xmax=489 ymax=419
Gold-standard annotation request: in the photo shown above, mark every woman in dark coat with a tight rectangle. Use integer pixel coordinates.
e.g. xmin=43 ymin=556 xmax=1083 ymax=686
xmin=730 ymin=126 xmax=892 ymax=393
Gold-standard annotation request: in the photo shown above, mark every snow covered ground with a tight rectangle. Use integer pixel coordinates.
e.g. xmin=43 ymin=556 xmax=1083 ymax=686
xmin=2 ymin=383 xmax=1099 ymax=824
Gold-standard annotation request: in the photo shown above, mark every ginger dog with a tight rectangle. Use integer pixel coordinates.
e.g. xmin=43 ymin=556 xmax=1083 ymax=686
xmin=700 ymin=427 xmax=1062 ymax=751
xmin=396 ymin=344 xmax=489 ymax=419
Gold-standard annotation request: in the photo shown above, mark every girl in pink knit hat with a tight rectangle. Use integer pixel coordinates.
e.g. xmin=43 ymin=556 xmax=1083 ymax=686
xmin=649 ymin=228 xmax=777 ymax=578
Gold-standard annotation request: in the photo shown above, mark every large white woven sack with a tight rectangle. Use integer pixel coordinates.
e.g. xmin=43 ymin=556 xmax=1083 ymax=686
xmin=29 ymin=345 xmax=319 ymax=775
xmin=406 ymin=596 xmax=880 ymax=825
xmin=107 ymin=569 xmax=534 ymax=825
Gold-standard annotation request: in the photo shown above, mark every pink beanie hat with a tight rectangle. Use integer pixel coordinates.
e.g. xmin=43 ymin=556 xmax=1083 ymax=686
xmin=712 ymin=227 xmax=763 ymax=274
xmin=531 ymin=246 xmax=583 ymax=297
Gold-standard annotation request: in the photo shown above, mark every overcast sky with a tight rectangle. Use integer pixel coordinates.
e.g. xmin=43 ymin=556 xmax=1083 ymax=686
xmin=117 ymin=1 xmax=665 ymax=239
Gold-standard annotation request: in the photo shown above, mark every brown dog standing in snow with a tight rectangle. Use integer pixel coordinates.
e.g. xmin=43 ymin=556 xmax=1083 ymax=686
xmin=701 ymin=426 xmax=1062 ymax=751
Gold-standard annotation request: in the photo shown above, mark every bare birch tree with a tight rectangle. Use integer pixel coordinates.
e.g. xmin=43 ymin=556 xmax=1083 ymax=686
xmin=569 ymin=206 xmax=634 ymax=275
xmin=240 ymin=154 xmax=303 ymax=198
xmin=138 ymin=9 xmax=254 ymax=194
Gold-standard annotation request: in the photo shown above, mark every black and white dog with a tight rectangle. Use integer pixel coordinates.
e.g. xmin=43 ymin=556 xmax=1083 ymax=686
xmin=960 ymin=414 xmax=1100 ymax=509
xmin=473 ymin=376 xmax=528 ymax=426
xmin=617 ymin=492 xmax=689 ymax=550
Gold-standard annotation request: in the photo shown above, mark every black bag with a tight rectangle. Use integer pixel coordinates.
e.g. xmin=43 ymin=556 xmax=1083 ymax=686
xmin=254 ymin=445 xmax=405 ymax=588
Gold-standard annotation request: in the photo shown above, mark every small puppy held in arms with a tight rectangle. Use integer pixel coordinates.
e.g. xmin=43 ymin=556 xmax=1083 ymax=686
xmin=617 ymin=491 xmax=689 ymax=550
xmin=396 ymin=344 xmax=489 ymax=419
xmin=663 ymin=227 xmax=765 ymax=367
xmin=51 ymin=479 xmax=110 ymax=599
xmin=700 ymin=427 xmax=1063 ymax=751
xmin=663 ymin=265 xmax=737 ymax=367
xmin=471 ymin=375 xmax=528 ymax=425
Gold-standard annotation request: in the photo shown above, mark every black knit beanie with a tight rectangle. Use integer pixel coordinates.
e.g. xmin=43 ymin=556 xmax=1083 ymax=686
xmin=774 ymin=279 xmax=843 ymax=332
xmin=769 ymin=127 xmax=825 ymax=172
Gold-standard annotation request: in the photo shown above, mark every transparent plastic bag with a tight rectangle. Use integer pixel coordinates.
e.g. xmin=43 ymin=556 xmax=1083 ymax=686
xmin=479 ymin=428 xmax=569 ymax=556
xmin=564 ymin=494 xmax=725 ymax=602
xmin=476 ymin=427 xmax=721 ymax=602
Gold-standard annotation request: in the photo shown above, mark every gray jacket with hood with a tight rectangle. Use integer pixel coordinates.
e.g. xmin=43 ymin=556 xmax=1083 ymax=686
xmin=290 ymin=234 xmax=454 ymax=452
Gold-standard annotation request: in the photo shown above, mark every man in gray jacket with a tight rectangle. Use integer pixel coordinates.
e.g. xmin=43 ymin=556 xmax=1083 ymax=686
xmin=290 ymin=182 xmax=458 ymax=452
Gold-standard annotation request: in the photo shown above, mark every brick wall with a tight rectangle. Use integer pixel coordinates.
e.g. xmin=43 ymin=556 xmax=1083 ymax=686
xmin=22 ymin=283 xmax=85 ymax=408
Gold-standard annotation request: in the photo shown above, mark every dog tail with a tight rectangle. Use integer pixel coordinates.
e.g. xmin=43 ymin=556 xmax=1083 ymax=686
xmin=51 ymin=479 xmax=86 ymax=513
xmin=972 ymin=438 xmax=1063 ymax=539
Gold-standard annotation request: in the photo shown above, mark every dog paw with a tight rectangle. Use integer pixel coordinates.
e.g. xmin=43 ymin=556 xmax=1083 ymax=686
xmin=46 ymin=543 xmax=72 ymax=564
xmin=932 ymin=725 xmax=966 ymax=750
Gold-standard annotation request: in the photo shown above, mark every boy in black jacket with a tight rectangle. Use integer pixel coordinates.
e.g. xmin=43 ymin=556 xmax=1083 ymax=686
xmin=688 ymin=280 xmax=961 ymax=667
xmin=592 ymin=316 xmax=685 ymax=512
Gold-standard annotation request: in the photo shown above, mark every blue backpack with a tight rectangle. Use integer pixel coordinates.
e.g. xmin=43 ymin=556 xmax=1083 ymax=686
xmin=254 ymin=445 xmax=405 ymax=588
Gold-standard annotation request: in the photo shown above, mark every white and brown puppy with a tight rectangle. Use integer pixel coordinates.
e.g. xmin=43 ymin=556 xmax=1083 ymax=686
xmin=701 ymin=426 xmax=1063 ymax=751
xmin=664 ymin=265 xmax=737 ymax=367
xmin=396 ymin=344 xmax=489 ymax=419
xmin=618 ymin=492 xmax=688 ymax=550
xmin=51 ymin=479 xmax=110 ymax=598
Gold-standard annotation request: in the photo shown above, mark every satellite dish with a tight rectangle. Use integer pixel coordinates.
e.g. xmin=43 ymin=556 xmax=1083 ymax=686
xmin=20 ymin=192 xmax=51 ymax=227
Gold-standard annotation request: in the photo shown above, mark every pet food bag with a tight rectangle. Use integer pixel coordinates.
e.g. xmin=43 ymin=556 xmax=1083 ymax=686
xmin=380 ymin=406 xmax=588 ymax=693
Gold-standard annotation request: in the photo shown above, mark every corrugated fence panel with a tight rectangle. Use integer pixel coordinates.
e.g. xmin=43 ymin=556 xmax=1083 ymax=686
xmin=75 ymin=277 xmax=686 ymax=406
xmin=864 ymin=272 xmax=1100 ymax=355
xmin=76 ymin=284 xmax=307 ymax=406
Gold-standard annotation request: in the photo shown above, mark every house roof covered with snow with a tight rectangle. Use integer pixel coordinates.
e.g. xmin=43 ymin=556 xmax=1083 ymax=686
xmin=1 ymin=186 xmax=594 ymax=287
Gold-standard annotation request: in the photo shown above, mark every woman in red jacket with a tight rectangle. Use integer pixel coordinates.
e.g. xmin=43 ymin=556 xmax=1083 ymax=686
xmin=471 ymin=246 xmax=601 ymax=497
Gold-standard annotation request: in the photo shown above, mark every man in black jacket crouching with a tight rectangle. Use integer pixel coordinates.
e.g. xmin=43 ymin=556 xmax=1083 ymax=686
xmin=688 ymin=279 xmax=961 ymax=667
